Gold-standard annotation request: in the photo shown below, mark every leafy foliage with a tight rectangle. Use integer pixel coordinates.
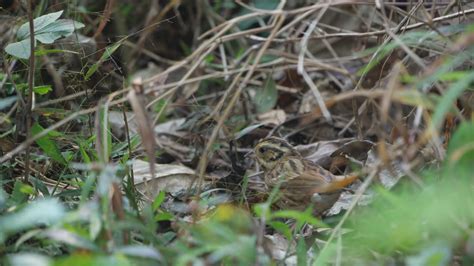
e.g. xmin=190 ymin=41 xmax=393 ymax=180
xmin=4 ymin=10 xmax=84 ymax=59
xmin=1 ymin=1 xmax=474 ymax=265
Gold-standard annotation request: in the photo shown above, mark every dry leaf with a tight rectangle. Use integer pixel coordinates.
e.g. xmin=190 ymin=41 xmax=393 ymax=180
xmin=133 ymin=160 xmax=206 ymax=199
xmin=256 ymin=109 xmax=286 ymax=126
xmin=263 ymin=234 xmax=296 ymax=264
xmin=128 ymin=79 xmax=157 ymax=178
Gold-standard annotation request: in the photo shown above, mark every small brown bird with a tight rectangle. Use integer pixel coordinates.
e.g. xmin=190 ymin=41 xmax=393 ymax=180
xmin=254 ymin=137 xmax=358 ymax=215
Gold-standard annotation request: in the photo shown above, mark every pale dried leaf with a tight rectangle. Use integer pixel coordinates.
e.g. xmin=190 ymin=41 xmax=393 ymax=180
xmin=325 ymin=191 xmax=373 ymax=216
xmin=296 ymin=138 xmax=354 ymax=165
xmin=256 ymin=109 xmax=286 ymax=126
xmin=109 ymin=111 xmax=138 ymax=138
xmin=154 ymin=118 xmax=185 ymax=135
xmin=263 ymin=234 xmax=296 ymax=265
xmin=366 ymin=147 xmax=404 ymax=188
xmin=183 ymin=80 xmax=201 ymax=99
xmin=133 ymin=160 xmax=203 ymax=199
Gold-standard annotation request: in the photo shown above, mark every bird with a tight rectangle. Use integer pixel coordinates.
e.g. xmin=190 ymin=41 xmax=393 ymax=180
xmin=254 ymin=136 xmax=359 ymax=215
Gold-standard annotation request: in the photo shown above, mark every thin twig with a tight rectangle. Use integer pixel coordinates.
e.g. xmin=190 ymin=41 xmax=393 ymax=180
xmin=298 ymin=2 xmax=331 ymax=121
xmin=24 ymin=0 xmax=36 ymax=182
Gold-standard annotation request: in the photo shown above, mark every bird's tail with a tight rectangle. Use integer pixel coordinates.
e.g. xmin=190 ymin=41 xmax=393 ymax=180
xmin=315 ymin=174 xmax=359 ymax=193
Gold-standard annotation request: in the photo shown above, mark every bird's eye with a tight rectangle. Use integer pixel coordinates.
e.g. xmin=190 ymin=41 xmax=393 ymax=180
xmin=258 ymin=147 xmax=266 ymax=153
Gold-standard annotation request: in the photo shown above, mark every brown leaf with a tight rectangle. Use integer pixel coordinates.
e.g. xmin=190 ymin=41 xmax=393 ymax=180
xmin=128 ymin=78 xmax=156 ymax=178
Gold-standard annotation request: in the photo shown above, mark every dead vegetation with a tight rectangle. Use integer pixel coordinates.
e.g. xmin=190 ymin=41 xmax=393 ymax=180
xmin=1 ymin=0 xmax=474 ymax=265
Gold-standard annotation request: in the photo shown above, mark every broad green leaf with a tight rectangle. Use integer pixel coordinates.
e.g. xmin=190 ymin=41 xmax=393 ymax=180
xmin=0 ymin=96 xmax=17 ymax=110
xmin=8 ymin=253 xmax=51 ymax=266
xmin=42 ymin=229 xmax=98 ymax=250
xmin=35 ymin=20 xmax=84 ymax=44
xmin=0 ymin=198 xmax=65 ymax=241
xmin=6 ymin=10 xmax=84 ymax=59
xmin=9 ymin=180 xmax=31 ymax=205
xmin=17 ymin=11 xmax=64 ymax=39
xmin=30 ymin=177 xmax=50 ymax=196
xmin=31 ymin=122 xmax=67 ymax=165
xmin=33 ymin=85 xmax=52 ymax=95
xmin=405 ymin=244 xmax=451 ymax=266
xmin=236 ymin=0 xmax=278 ymax=30
xmin=116 ymin=245 xmax=162 ymax=261
xmin=253 ymin=76 xmax=277 ymax=113
xmin=4 ymin=38 xmax=34 ymax=59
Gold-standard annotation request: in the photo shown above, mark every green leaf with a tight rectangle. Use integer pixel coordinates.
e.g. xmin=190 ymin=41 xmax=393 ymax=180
xmin=17 ymin=11 xmax=64 ymax=39
xmin=42 ymin=229 xmax=98 ymax=251
xmin=430 ymin=71 xmax=474 ymax=131
xmin=234 ymin=123 xmax=264 ymax=140
xmin=152 ymin=191 xmax=166 ymax=211
xmin=154 ymin=98 xmax=168 ymax=123
xmin=31 ymin=122 xmax=67 ymax=165
xmin=416 ymin=50 xmax=474 ymax=90
xmin=0 ymin=198 xmax=65 ymax=242
xmin=272 ymin=209 xmax=326 ymax=227
xmin=445 ymin=122 xmax=474 ymax=172
xmin=34 ymin=48 xmax=79 ymax=56
xmin=155 ymin=212 xmax=174 ymax=222
xmin=33 ymin=85 xmax=52 ymax=95
xmin=8 ymin=253 xmax=52 ymax=266
xmin=268 ymin=221 xmax=292 ymax=240
xmin=85 ymin=40 xmax=123 ymax=80
xmin=393 ymin=90 xmax=439 ymax=110
xmin=296 ymin=237 xmax=308 ymax=266
xmin=9 ymin=180 xmax=30 ymax=205
xmin=54 ymin=254 xmax=131 ymax=266
xmin=35 ymin=19 xmax=84 ymax=44
xmin=78 ymin=141 xmax=92 ymax=163
xmin=116 ymin=245 xmax=162 ymax=261
xmin=16 ymin=12 xmax=84 ymax=44
xmin=236 ymin=0 xmax=278 ymax=30
xmin=253 ymin=76 xmax=277 ymax=113
xmin=5 ymin=10 xmax=84 ymax=59
xmin=405 ymin=244 xmax=451 ymax=266
xmin=4 ymin=38 xmax=34 ymax=59
xmin=30 ymin=177 xmax=50 ymax=196
xmin=0 ymin=96 xmax=17 ymax=110
xmin=96 ymin=104 xmax=112 ymax=163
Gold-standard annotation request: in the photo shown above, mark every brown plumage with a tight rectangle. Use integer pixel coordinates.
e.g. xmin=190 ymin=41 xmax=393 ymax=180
xmin=254 ymin=137 xmax=358 ymax=215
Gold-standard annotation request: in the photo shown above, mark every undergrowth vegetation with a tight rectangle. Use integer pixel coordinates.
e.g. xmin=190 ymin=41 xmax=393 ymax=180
xmin=0 ymin=1 xmax=474 ymax=265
